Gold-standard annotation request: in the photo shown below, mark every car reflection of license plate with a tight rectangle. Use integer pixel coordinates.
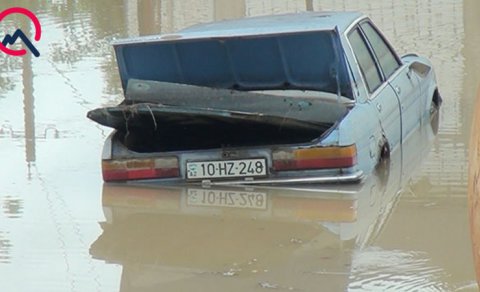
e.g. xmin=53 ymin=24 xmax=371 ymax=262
xmin=186 ymin=158 xmax=267 ymax=180
xmin=187 ymin=188 xmax=267 ymax=210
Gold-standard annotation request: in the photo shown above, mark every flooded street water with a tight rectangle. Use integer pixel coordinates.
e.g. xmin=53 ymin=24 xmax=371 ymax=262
xmin=1 ymin=0 xmax=479 ymax=291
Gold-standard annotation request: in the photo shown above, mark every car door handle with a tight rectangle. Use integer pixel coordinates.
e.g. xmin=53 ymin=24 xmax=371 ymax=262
xmin=395 ymin=86 xmax=401 ymax=95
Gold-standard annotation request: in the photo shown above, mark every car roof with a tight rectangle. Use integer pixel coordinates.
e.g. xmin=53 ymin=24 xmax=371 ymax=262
xmin=181 ymin=11 xmax=363 ymax=35
xmin=114 ymin=11 xmax=364 ymax=45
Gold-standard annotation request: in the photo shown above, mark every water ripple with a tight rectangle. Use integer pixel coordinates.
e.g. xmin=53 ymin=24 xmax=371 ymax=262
xmin=349 ymin=247 xmax=450 ymax=291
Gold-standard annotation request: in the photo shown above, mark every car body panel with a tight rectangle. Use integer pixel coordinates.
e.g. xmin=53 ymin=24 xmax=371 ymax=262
xmin=371 ymin=82 xmax=402 ymax=152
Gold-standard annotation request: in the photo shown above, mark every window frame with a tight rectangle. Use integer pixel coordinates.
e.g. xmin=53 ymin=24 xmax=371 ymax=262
xmin=345 ymin=18 xmax=406 ymax=98
xmin=358 ymin=20 xmax=402 ymax=81
xmin=347 ymin=26 xmax=383 ymax=94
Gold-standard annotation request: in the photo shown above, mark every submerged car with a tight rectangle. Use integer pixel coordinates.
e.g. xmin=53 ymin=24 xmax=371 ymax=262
xmin=88 ymin=11 xmax=441 ymax=185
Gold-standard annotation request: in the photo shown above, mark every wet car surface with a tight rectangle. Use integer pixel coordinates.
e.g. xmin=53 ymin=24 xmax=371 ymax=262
xmin=1 ymin=1 xmax=479 ymax=291
xmin=88 ymin=12 xmax=440 ymax=185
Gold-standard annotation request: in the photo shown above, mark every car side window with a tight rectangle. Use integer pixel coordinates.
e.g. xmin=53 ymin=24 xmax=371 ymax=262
xmin=360 ymin=22 xmax=401 ymax=79
xmin=348 ymin=28 xmax=382 ymax=93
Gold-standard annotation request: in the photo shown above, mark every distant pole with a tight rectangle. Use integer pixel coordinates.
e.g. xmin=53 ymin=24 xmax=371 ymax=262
xmin=138 ymin=0 xmax=156 ymax=36
xmin=306 ymin=0 xmax=314 ymax=11
xmin=22 ymin=18 xmax=35 ymax=178
xmin=214 ymin=0 xmax=246 ymax=20
xmin=123 ymin=0 xmax=139 ymax=36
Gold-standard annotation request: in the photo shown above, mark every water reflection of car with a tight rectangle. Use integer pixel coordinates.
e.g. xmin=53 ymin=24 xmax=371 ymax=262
xmin=90 ymin=119 xmax=438 ymax=291
xmin=87 ymin=11 xmax=441 ymax=185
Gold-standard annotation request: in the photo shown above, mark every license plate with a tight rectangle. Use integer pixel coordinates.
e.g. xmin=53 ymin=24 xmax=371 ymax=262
xmin=186 ymin=158 xmax=267 ymax=180
xmin=187 ymin=188 xmax=267 ymax=210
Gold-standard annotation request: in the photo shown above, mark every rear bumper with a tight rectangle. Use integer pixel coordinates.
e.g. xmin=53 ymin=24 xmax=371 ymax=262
xmin=122 ymin=170 xmax=364 ymax=186
xmin=106 ymin=129 xmax=364 ymax=186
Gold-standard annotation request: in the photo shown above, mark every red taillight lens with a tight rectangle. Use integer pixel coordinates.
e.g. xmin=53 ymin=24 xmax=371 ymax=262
xmin=272 ymin=145 xmax=357 ymax=171
xmin=102 ymin=157 xmax=179 ymax=181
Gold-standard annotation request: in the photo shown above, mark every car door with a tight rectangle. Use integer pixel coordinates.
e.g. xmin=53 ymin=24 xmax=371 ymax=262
xmin=347 ymin=27 xmax=402 ymax=154
xmin=359 ymin=21 xmax=421 ymax=142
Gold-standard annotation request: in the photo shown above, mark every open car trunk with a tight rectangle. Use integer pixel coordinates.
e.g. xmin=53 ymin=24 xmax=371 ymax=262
xmin=87 ymin=80 xmax=350 ymax=152
xmin=88 ymin=29 xmax=354 ymax=153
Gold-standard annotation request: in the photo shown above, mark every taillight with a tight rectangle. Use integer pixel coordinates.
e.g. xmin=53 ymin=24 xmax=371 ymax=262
xmin=272 ymin=145 xmax=357 ymax=171
xmin=102 ymin=157 xmax=179 ymax=181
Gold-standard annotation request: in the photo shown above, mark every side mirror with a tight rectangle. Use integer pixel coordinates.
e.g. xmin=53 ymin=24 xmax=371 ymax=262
xmin=408 ymin=61 xmax=431 ymax=78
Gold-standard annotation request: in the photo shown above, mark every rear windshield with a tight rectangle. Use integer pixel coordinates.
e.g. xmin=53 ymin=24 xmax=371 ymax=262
xmin=116 ymin=31 xmax=353 ymax=99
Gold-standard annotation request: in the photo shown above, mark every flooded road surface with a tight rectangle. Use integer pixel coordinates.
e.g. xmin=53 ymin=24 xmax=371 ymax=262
xmin=0 ymin=0 xmax=479 ymax=291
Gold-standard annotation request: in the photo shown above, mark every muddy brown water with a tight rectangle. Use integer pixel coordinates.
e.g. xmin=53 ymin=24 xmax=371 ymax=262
xmin=0 ymin=1 xmax=479 ymax=291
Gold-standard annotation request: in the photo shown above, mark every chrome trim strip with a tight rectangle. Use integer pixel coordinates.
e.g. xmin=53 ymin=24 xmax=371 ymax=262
xmin=201 ymin=170 xmax=364 ymax=186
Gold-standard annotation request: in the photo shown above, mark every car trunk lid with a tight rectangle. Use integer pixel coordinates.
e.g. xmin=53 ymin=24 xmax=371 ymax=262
xmin=87 ymin=80 xmax=349 ymax=152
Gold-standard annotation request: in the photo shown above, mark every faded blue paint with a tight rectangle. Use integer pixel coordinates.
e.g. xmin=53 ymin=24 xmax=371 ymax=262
xmin=114 ymin=30 xmax=353 ymax=99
